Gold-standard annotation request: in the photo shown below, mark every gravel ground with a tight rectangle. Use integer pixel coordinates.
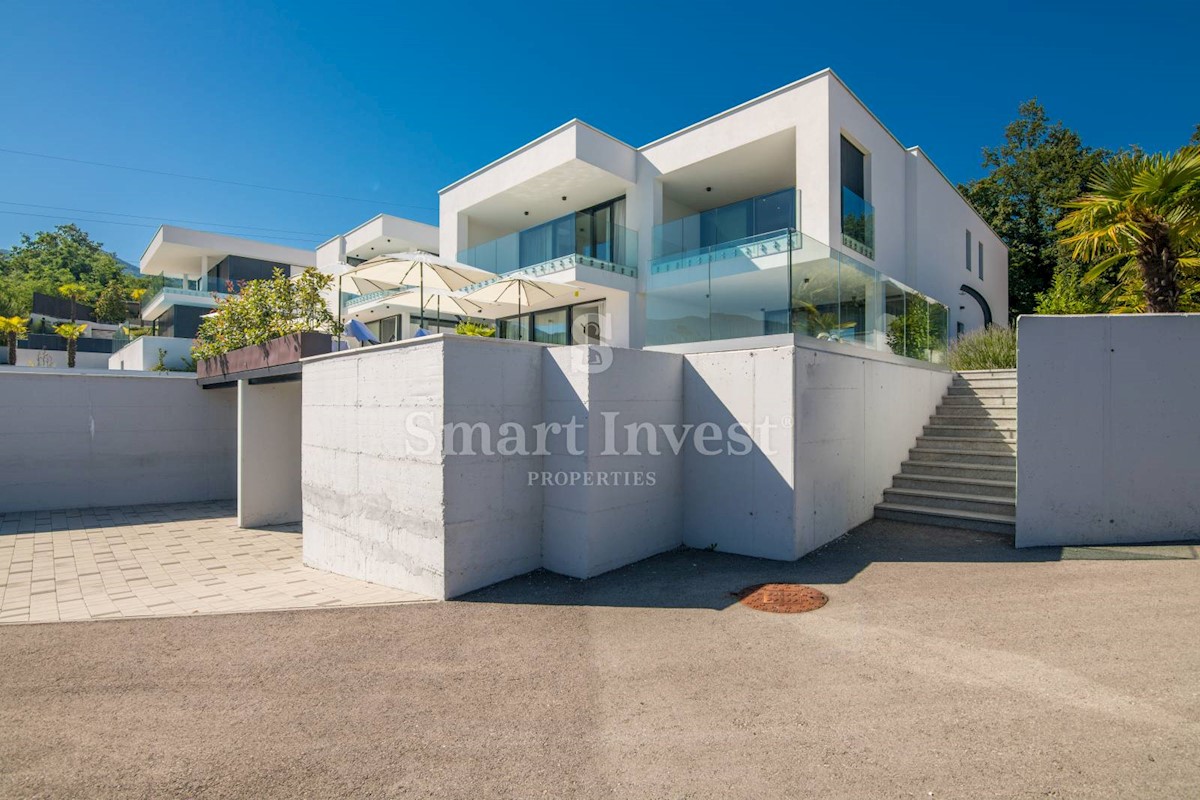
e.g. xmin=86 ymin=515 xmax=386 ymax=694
xmin=1 ymin=519 xmax=1197 ymax=799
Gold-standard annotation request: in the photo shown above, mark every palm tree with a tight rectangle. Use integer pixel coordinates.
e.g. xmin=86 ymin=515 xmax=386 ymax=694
xmin=57 ymin=282 xmax=90 ymax=323
xmin=0 ymin=315 xmax=28 ymax=366
xmin=1058 ymin=149 xmax=1200 ymax=313
xmin=53 ymin=322 xmax=87 ymax=368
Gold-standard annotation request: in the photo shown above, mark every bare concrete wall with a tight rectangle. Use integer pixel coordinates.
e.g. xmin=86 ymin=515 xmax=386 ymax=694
xmin=1016 ymin=314 xmax=1200 ymax=547
xmin=301 ymin=335 xmax=950 ymax=597
xmin=238 ymin=380 xmax=302 ymax=528
xmin=0 ymin=368 xmax=235 ymax=512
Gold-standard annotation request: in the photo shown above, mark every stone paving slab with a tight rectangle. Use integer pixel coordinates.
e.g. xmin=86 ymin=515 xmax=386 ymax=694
xmin=0 ymin=501 xmax=430 ymax=624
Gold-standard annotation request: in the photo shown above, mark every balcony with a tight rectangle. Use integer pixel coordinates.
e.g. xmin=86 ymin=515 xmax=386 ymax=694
xmin=646 ymin=229 xmax=948 ymax=363
xmin=651 ymin=188 xmax=796 ymax=270
xmin=458 ymin=209 xmax=638 ymax=279
xmin=841 ymin=186 xmax=875 ymax=260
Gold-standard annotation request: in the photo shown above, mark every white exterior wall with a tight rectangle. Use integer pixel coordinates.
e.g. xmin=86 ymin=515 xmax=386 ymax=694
xmin=109 ymin=336 xmax=194 ymax=371
xmin=0 ymin=368 xmax=235 ymax=513
xmin=1016 ymin=315 xmax=1200 ymax=547
xmin=8 ymin=350 xmax=110 ymax=370
xmin=238 ymin=380 xmax=302 ymax=528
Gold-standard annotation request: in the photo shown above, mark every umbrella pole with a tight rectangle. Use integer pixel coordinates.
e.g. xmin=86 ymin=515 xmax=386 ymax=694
xmin=336 ymin=273 xmax=343 ymax=345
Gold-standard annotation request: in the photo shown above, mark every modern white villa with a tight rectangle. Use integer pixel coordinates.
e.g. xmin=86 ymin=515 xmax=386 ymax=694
xmin=330 ymin=68 xmax=1005 ymax=353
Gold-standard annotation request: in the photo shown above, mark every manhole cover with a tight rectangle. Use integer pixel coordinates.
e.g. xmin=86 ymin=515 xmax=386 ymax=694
xmin=734 ymin=583 xmax=828 ymax=613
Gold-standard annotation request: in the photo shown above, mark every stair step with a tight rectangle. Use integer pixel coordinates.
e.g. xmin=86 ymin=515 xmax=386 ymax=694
xmin=941 ymin=395 xmax=1018 ymax=407
xmin=883 ymin=487 xmax=1016 ymax=516
xmin=874 ymin=502 xmax=1016 ymax=535
xmin=936 ymin=405 xmax=1018 ymax=419
xmin=950 ymin=371 xmax=1017 ymax=381
xmin=892 ymin=473 xmax=1015 ymax=498
xmin=923 ymin=425 xmax=1017 ymax=441
xmin=928 ymin=415 xmax=1017 ymax=429
xmin=952 ymin=376 xmax=1018 ymax=388
xmin=901 ymin=459 xmax=1016 ymax=480
xmin=915 ymin=436 xmax=1016 ymax=454
xmin=908 ymin=448 xmax=1016 ymax=467
xmin=946 ymin=388 xmax=1018 ymax=399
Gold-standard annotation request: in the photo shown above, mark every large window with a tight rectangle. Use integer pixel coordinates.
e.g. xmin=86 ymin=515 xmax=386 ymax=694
xmin=654 ymin=188 xmax=796 ymax=260
xmin=497 ymin=300 xmax=607 ymax=345
xmin=839 ymin=137 xmax=874 ymax=259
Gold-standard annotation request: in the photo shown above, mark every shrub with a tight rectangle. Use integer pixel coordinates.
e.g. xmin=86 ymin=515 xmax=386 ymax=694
xmin=192 ymin=267 xmax=336 ymax=360
xmin=948 ymin=325 xmax=1016 ymax=371
xmin=1034 ymin=265 xmax=1107 ymax=315
xmin=93 ymin=281 xmax=131 ymax=323
xmin=455 ymin=320 xmax=496 ymax=337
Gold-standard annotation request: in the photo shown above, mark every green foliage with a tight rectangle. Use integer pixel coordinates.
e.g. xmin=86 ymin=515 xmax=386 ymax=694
xmin=53 ymin=321 xmax=88 ymax=369
xmin=454 ymin=319 xmax=496 ymax=337
xmin=192 ymin=267 xmax=337 ymax=360
xmin=1034 ymin=265 xmax=1109 ymax=314
xmin=92 ymin=281 xmax=131 ymax=323
xmin=151 ymin=347 xmax=170 ymax=372
xmin=1 ymin=315 xmax=28 ymax=366
xmin=948 ymin=326 xmax=1017 ymax=371
xmin=1057 ymin=148 xmax=1200 ymax=313
xmin=0 ymin=224 xmax=148 ymax=316
xmin=794 ymin=302 xmax=855 ymax=342
xmin=887 ymin=300 xmax=941 ymax=360
xmin=960 ymin=100 xmax=1109 ymax=318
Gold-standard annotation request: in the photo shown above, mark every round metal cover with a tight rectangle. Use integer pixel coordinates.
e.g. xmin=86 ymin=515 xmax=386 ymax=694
xmin=734 ymin=583 xmax=828 ymax=613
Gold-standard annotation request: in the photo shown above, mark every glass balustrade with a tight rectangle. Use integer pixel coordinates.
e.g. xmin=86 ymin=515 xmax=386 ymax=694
xmin=841 ymin=186 xmax=875 ymax=259
xmin=458 ymin=212 xmax=638 ymax=278
xmin=645 ymin=228 xmax=949 ymax=364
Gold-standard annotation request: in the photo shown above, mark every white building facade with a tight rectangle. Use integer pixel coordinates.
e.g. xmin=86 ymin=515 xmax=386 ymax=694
xmin=429 ymin=68 xmax=1005 ymax=355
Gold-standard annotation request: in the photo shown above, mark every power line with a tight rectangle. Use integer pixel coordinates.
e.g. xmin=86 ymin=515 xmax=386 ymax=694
xmin=0 ymin=146 xmax=438 ymax=211
xmin=0 ymin=200 xmax=330 ymax=238
xmin=0 ymin=209 xmax=325 ymax=245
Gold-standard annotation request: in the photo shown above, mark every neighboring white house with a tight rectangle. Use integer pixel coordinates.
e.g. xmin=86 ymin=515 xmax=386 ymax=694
xmin=109 ymin=226 xmax=317 ymax=370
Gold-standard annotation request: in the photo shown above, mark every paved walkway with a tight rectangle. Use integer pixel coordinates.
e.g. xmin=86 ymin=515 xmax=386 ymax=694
xmin=0 ymin=501 xmax=429 ymax=624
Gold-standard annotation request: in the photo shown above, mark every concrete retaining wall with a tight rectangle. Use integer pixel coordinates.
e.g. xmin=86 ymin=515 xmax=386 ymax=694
xmin=301 ymin=334 xmax=948 ymax=597
xmin=0 ymin=367 xmax=236 ymax=512
xmin=1016 ymin=314 xmax=1200 ymax=547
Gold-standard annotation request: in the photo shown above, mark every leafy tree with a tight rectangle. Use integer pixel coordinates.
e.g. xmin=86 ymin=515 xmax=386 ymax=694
xmin=53 ymin=322 xmax=87 ymax=368
xmin=0 ymin=224 xmax=148 ymax=315
xmin=93 ymin=281 xmax=130 ymax=323
xmin=1034 ymin=264 xmax=1108 ymax=314
xmin=960 ymin=100 xmax=1109 ymax=318
xmin=0 ymin=315 xmax=28 ymax=366
xmin=1191 ymin=124 xmax=1200 ymax=147
xmin=192 ymin=267 xmax=336 ymax=360
xmin=1058 ymin=149 xmax=1200 ymax=313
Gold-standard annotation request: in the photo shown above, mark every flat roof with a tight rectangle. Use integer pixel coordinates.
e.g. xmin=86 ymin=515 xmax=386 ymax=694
xmin=140 ymin=225 xmax=316 ymax=275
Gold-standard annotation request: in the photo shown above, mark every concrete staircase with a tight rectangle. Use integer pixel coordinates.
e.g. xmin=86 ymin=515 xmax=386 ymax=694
xmin=875 ymin=369 xmax=1016 ymax=535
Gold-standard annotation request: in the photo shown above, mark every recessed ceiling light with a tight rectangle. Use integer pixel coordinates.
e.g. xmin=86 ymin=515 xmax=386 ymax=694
xmin=562 ymin=196 xmax=567 ymax=201
xmin=706 ymin=187 xmax=712 ymax=192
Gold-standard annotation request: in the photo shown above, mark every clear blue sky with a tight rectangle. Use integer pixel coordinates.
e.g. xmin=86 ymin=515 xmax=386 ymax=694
xmin=1 ymin=0 xmax=1197 ymax=263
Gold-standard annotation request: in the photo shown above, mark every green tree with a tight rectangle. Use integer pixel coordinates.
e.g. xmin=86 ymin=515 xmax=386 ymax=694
xmin=1058 ymin=149 xmax=1200 ymax=313
xmin=1034 ymin=264 xmax=1108 ymax=314
xmin=0 ymin=315 xmax=28 ymax=366
xmin=0 ymin=224 xmax=148 ymax=315
xmin=960 ymin=100 xmax=1109 ymax=318
xmin=53 ymin=322 xmax=87 ymax=368
xmin=93 ymin=281 xmax=130 ymax=323
xmin=192 ymin=267 xmax=336 ymax=360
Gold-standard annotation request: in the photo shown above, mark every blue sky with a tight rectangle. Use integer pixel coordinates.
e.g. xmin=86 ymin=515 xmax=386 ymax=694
xmin=1 ymin=0 xmax=1197 ymax=263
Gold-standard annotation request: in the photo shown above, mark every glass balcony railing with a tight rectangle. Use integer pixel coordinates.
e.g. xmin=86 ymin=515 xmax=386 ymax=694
xmin=645 ymin=229 xmax=948 ymax=364
xmin=458 ymin=214 xmax=638 ymax=278
xmin=652 ymin=188 xmax=796 ymax=265
xmin=841 ymin=186 xmax=875 ymax=260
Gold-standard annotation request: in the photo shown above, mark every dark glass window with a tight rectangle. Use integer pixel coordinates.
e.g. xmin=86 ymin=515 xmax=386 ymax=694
xmin=840 ymin=136 xmax=865 ymax=197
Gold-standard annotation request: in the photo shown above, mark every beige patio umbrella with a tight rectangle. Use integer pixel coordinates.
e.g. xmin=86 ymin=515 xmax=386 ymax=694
xmin=462 ymin=276 xmax=576 ymax=340
xmin=338 ymin=252 xmax=493 ymax=329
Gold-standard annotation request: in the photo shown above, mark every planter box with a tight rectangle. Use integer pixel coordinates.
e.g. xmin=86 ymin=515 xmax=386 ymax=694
xmin=197 ymin=331 xmax=332 ymax=380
